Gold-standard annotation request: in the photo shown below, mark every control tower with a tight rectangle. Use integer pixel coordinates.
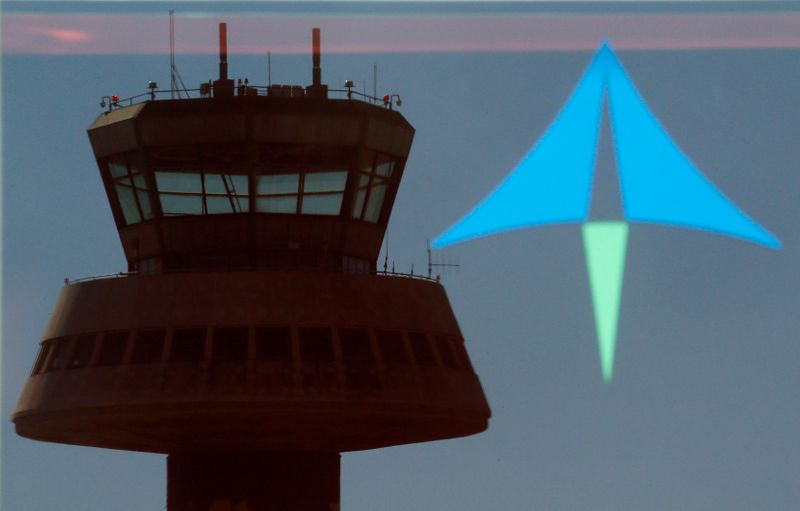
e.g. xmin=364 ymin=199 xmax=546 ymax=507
xmin=14 ymin=25 xmax=490 ymax=511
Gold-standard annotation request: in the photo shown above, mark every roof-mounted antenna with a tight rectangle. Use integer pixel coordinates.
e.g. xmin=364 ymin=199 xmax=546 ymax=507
xmin=213 ymin=22 xmax=234 ymax=98
xmin=427 ymin=240 xmax=460 ymax=280
xmin=219 ymin=22 xmax=228 ymax=81
xmin=312 ymin=27 xmax=321 ymax=87
xmin=170 ymin=10 xmax=176 ymax=99
xmin=307 ymin=27 xmax=328 ymax=98
xmin=168 ymin=10 xmax=190 ymax=99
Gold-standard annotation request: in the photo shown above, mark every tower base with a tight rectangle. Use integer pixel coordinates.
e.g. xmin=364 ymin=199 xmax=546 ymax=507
xmin=167 ymin=452 xmax=340 ymax=511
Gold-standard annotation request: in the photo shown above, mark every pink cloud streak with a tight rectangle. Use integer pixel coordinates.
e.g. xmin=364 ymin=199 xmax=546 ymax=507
xmin=3 ymin=13 xmax=800 ymax=55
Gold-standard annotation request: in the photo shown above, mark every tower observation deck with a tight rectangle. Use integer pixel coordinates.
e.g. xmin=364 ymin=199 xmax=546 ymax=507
xmin=14 ymin=24 xmax=490 ymax=511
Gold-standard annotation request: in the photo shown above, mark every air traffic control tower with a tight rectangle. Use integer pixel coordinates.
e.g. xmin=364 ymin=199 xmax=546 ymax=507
xmin=14 ymin=24 xmax=490 ymax=511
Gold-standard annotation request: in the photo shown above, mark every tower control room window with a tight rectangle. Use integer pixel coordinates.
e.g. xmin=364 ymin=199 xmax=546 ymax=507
xmin=156 ymin=171 xmax=248 ymax=216
xmin=32 ymin=342 xmax=52 ymax=375
xmin=301 ymin=170 xmax=347 ymax=215
xmin=66 ymin=334 xmax=96 ymax=369
xmin=255 ymin=173 xmax=299 ymax=213
xmin=108 ymin=156 xmax=153 ymax=225
xmin=255 ymin=170 xmax=347 ymax=216
xmin=352 ymin=153 xmax=395 ymax=223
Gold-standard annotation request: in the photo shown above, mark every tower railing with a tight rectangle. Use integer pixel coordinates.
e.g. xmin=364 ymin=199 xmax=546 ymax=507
xmin=66 ymin=267 xmax=440 ymax=285
xmin=101 ymin=86 xmax=400 ymax=112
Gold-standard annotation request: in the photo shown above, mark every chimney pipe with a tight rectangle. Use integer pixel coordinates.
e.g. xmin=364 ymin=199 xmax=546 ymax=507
xmin=312 ymin=27 xmax=321 ymax=87
xmin=219 ymin=22 xmax=228 ymax=81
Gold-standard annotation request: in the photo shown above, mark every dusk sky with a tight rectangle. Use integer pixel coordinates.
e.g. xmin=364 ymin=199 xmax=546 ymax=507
xmin=3 ymin=2 xmax=800 ymax=510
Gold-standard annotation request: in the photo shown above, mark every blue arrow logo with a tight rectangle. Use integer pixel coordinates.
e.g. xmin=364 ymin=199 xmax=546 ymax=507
xmin=433 ymin=43 xmax=781 ymax=381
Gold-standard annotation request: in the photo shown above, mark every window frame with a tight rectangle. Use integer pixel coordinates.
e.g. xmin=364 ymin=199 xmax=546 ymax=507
xmin=156 ymin=170 xmax=249 ymax=216
xmin=351 ymin=153 xmax=396 ymax=223
xmin=107 ymin=154 xmax=153 ymax=225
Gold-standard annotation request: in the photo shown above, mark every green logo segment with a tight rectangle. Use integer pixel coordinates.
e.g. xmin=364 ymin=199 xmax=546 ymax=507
xmin=582 ymin=222 xmax=629 ymax=382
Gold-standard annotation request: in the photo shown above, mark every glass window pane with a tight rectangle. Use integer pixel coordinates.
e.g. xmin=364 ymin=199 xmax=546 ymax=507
xmin=339 ymin=329 xmax=374 ymax=366
xmin=205 ymin=173 xmax=249 ymax=195
xmin=160 ymin=193 xmax=203 ymax=215
xmin=376 ymin=330 xmax=407 ymax=366
xmin=137 ymin=190 xmax=153 ymax=220
xmin=133 ymin=174 xmax=148 ymax=189
xmin=257 ymin=196 xmax=297 ymax=214
xmin=32 ymin=343 xmax=51 ymax=375
xmin=409 ymin=332 xmax=436 ymax=366
xmin=303 ymin=171 xmax=347 ymax=193
xmin=364 ymin=183 xmax=387 ymax=223
xmin=207 ymin=196 xmax=249 ymax=214
xmin=257 ymin=173 xmax=299 ymax=195
xmin=301 ymin=193 xmax=343 ymax=216
xmin=108 ymin=159 xmax=128 ymax=178
xmin=97 ymin=332 xmax=128 ymax=366
xmin=213 ymin=328 xmax=248 ymax=361
xmin=155 ymin=171 xmax=202 ymax=193
xmin=67 ymin=334 xmax=96 ymax=369
xmin=131 ymin=330 xmax=165 ymax=364
xmin=375 ymin=161 xmax=395 ymax=177
xmin=116 ymin=184 xmax=142 ymax=224
xmin=171 ymin=328 xmax=206 ymax=362
xmin=255 ymin=327 xmax=292 ymax=361
xmin=352 ymin=189 xmax=367 ymax=219
xmin=298 ymin=327 xmax=334 ymax=363
xmin=46 ymin=338 xmax=73 ymax=371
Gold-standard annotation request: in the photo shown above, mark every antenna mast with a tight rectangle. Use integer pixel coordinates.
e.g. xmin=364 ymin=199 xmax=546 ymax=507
xmin=169 ymin=10 xmax=190 ymax=99
xmin=312 ymin=27 xmax=321 ymax=87
xmin=170 ymin=10 xmax=176 ymax=98
xmin=427 ymin=240 xmax=460 ymax=279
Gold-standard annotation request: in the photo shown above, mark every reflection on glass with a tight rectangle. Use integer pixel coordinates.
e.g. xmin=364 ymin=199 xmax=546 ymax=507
xmin=375 ymin=161 xmax=395 ymax=177
xmin=207 ymin=196 xmax=249 ymax=214
xmin=304 ymin=171 xmax=347 ymax=193
xmin=161 ymin=194 xmax=203 ymax=215
xmin=137 ymin=190 xmax=153 ymax=219
xmin=155 ymin=171 xmax=202 ymax=193
xmin=108 ymin=159 xmax=128 ymax=178
xmin=301 ymin=193 xmax=344 ymax=215
xmin=206 ymin=173 xmax=249 ymax=214
xmin=257 ymin=196 xmax=297 ymax=214
xmin=257 ymin=174 xmax=299 ymax=195
xmin=351 ymin=174 xmax=370 ymax=219
xmin=256 ymin=173 xmax=300 ymax=214
xmin=364 ymin=183 xmax=386 ymax=222
xmin=205 ymin=173 xmax=248 ymax=195
xmin=116 ymin=184 xmax=142 ymax=223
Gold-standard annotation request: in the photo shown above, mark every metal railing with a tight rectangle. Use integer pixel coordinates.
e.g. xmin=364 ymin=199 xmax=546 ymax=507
xmin=100 ymin=85 xmax=401 ymax=113
xmin=66 ymin=267 xmax=438 ymax=285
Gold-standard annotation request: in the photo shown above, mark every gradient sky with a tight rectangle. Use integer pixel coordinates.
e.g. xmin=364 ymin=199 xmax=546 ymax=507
xmin=3 ymin=2 xmax=800 ymax=510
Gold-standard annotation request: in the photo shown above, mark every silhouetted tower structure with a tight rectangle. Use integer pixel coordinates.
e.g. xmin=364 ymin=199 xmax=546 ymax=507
xmin=14 ymin=25 xmax=490 ymax=511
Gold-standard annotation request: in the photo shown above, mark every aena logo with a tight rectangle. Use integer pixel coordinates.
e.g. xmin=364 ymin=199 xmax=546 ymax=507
xmin=432 ymin=43 xmax=781 ymax=382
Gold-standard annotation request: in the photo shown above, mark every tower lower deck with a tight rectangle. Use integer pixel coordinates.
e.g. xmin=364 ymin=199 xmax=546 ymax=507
xmin=14 ymin=271 xmax=489 ymax=453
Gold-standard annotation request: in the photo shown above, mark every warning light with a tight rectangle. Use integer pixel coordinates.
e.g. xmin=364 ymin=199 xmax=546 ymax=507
xmin=111 ymin=95 xmax=119 ymax=104
xmin=383 ymin=94 xmax=390 ymax=106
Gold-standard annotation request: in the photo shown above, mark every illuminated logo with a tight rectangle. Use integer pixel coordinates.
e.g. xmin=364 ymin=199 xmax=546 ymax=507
xmin=432 ymin=43 xmax=781 ymax=382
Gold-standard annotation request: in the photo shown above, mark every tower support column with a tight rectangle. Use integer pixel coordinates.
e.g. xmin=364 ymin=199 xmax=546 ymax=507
xmin=167 ymin=452 xmax=340 ymax=511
